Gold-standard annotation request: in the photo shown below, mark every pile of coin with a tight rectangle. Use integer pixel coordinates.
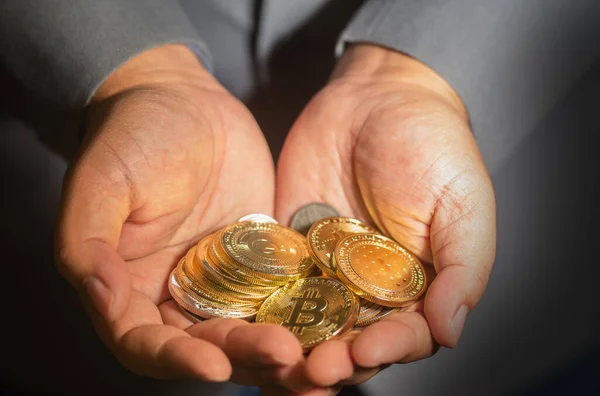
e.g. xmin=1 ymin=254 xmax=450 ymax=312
xmin=169 ymin=205 xmax=427 ymax=350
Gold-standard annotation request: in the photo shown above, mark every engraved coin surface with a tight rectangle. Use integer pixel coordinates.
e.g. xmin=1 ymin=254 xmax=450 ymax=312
xmin=238 ymin=213 xmax=278 ymax=224
xmin=334 ymin=233 xmax=427 ymax=307
xmin=190 ymin=236 xmax=277 ymax=298
xmin=289 ymin=203 xmax=340 ymax=235
xmin=221 ymin=222 xmax=313 ymax=277
xmin=256 ymin=277 xmax=359 ymax=350
xmin=308 ymin=217 xmax=377 ymax=277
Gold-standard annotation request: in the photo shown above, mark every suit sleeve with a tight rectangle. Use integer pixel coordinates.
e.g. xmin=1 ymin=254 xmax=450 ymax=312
xmin=336 ymin=0 xmax=600 ymax=171
xmin=0 ymin=0 xmax=210 ymax=136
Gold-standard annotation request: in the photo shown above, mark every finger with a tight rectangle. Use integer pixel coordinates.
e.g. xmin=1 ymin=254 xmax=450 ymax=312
xmin=118 ymin=324 xmax=231 ymax=380
xmin=261 ymin=384 xmax=343 ymax=396
xmin=56 ymin=162 xmax=231 ymax=381
xmin=84 ymin=288 xmax=231 ymax=381
xmin=56 ymin=160 xmax=133 ymax=322
xmin=305 ymin=340 xmax=354 ymax=386
xmin=351 ymin=312 xmax=437 ymax=368
xmin=186 ymin=319 xmax=303 ymax=366
xmin=228 ymin=361 xmax=311 ymax=391
xmin=273 ymin=357 xmax=313 ymax=393
xmin=187 ymin=319 xmax=310 ymax=390
xmin=426 ymin=170 xmax=496 ymax=347
xmin=339 ymin=366 xmax=381 ymax=385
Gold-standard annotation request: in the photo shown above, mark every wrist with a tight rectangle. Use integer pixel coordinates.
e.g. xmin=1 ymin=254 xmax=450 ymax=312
xmin=332 ymin=44 xmax=467 ymax=118
xmin=91 ymin=44 xmax=221 ymax=104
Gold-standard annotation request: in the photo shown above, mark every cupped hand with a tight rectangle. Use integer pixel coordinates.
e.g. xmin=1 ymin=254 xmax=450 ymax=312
xmin=276 ymin=44 xmax=496 ymax=388
xmin=55 ymin=45 xmax=306 ymax=387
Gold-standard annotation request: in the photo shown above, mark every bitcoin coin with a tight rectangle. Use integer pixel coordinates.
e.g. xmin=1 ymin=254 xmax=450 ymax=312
xmin=208 ymin=235 xmax=283 ymax=287
xmin=307 ymin=217 xmax=377 ymax=277
xmin=238 ymin=213 xmax=278 ymax=224
xmin=168 ymin=269 xmax=258 ymax=320
xmin=179 ymin=260 xmax=261 ymax=306
xmin=178 ymin=245 xmax=258 ymax=306
xmin=334 ymin=233 xmax=427 ymax=307
xmin=177 ymin=258 xmax=259 ymax=308
xmin=220 ymin=222 xmax=314 ymax=280
xmin=289 ymin=203 xmax=340 ymax=235
xmin=192 ymin=236 xmax=278 ymax=298
xmin=256 ymin=277 xmax=359 ymax=350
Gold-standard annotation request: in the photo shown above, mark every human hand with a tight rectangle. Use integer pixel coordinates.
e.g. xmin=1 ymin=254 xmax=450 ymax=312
xmin=276 ymin=44 xmax=496 ymax=389
xmin=55 ymin=44 xmax=307 ymax=388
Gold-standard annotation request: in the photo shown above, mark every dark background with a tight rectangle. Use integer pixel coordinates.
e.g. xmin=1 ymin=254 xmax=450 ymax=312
xmin=1 ymin=1 xmax=600 ymax=394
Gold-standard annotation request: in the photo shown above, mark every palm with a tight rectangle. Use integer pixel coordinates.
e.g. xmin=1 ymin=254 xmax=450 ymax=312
xmin=100 ymin=85 xmax=275 ymax=308
xmin=278 ymin=80 xmax=474 ymax=258
xmin=59 ymin=79 xmax=309 ymax=383
xmin=276 ymin=77 xmax=495 ymax=386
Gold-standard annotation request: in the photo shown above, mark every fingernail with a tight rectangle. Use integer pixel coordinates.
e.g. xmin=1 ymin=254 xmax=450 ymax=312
xmin=450 ymin=305 xmax=469 ymax=347
xmin=83 ymin=276 xmax=113 ymax=316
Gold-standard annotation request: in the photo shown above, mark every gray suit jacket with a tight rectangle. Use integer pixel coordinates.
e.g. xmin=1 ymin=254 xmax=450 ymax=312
xmin=1 ymin=0 xmax=600 ymax=171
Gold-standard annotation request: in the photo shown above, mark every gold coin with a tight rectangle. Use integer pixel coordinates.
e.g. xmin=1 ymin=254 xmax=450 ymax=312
xmin=208 ymin=235 xmax=282 ymax=287
xmin=334 ymin=233 xmax=427 ymax=307
xmin=192 ymin=236 xmax=278 ymax=298
xmin=220 ymin=222 xmax=314 ymax=280
xmin=177 ymin=253 xmax=259 ymax=308
xmin=307 ymin=217 xmax=377 ymax=277
xmin=180 ymin=260 xmax=262 ymax=306
xmin=208 ymin=229 xmax=291 ymax=287
xmin=168 ymin=269 xmax=258 ymax=320
xmin=256 ymin=277 xmax=359 ymax=350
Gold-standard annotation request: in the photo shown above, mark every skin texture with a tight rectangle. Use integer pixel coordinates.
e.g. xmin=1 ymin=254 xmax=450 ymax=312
xmin=55 ymin=43 xmax=496 ymax=394
xmin=276 ymin=44 xmax=496 ymax=391
xmin=55 ymin=45 xmax=309 ymax=389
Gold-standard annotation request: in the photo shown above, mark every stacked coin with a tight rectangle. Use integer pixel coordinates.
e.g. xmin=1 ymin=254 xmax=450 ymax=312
xmin=306 ymin=216 xmax=427 ymax=326
xmin=169 ymin=217 xmax=315 ymax=321
xmin=168 ymin=204 xmax=428 ymax=350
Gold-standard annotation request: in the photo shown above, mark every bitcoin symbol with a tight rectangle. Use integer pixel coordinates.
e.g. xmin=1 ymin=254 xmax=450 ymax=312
xmin=285 ymin=289 xmax=328 ymax=335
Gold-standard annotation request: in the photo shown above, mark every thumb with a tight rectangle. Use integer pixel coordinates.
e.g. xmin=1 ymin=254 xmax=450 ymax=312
xmin=424 ymin=173 xmax=496 ymax=348
xmin=55 ymin=161 xmax=132 ymax=322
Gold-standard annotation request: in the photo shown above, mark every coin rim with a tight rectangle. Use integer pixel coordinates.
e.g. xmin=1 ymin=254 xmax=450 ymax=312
xmin=238 ymin=213 xmax=279 ymax=224
xmin=334 ymin=233 xmax=427 ymax=308
xmin=219 ymin=222 xmax=315 ymax=279
xmin=168 ymin=269 xmax=258 ymax=320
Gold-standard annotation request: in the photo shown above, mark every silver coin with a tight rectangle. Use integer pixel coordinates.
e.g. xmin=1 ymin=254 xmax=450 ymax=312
xmin=237 ymin=213 xmax=278 ymax=224
xmin=289 ymin=203 xmax=340 ymax=235
xmin=168 ymin=271 xmax=258 ymax=320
